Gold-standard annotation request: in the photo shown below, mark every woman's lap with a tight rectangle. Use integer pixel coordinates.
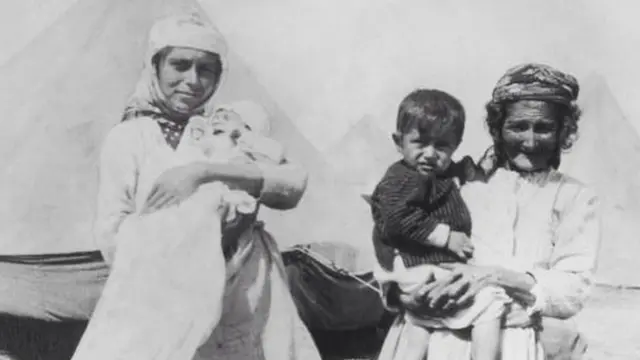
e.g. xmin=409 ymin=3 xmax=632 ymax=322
xmin=378 ymin=315 xmax=583 ymax=360
xmin=195 ymin=224 xmax=321 ymax=360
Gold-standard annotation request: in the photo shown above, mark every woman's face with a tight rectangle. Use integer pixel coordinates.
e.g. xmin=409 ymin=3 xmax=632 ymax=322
xmin=156 ymin=47 xmax=221 ymax=114
xmin=501 ymin=100 xmax=559 ymax=172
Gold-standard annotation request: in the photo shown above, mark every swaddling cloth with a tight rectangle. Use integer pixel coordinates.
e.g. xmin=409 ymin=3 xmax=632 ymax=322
xmin=72 ymin=181 xmax=228 ymax=360
xmin=178 ymin=109 xmax=285 ymax=223
xmin=73 ymin=109 xmax=286 ymax=360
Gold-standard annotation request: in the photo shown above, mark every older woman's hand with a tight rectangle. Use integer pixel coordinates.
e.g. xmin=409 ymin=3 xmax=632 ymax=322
xmin=424 ymin=263 xmax=500 ymax=311
xmin=142 ymin=162 xmax=207 ymax=214
xmin=396 ymin=282 xmax=440 ymax=314
xmin=393 ymin=271 xmax=478 ymax=317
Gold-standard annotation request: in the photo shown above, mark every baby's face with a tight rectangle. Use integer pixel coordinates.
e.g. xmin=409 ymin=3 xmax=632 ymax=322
xmin=189 ymin=110 xmax=250 ymax=159
xmin=210 ymin=110 xmax=248 ymax=139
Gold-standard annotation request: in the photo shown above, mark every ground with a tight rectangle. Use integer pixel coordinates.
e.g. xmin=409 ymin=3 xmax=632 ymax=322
xmin=314 ymin=285 xmax=640 ymax=360
xmin=576 ymin=286 xmax=640 ymax=360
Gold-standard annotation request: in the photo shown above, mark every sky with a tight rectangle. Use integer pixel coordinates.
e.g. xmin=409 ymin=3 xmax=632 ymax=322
xmin=1 ymin=0 xmax=639 ymax=157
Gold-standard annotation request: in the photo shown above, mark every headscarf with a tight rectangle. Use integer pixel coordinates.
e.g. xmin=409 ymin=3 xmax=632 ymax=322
xmin=122 ymin=14 xmax=229 ymax=123
xmin=490 ymin=63 xmax=579 ymax=106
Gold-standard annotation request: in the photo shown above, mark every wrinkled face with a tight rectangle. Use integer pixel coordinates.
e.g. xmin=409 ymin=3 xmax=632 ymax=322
xmin=501 ymin=100 xmax=559 ymax=172
xmin=393 ymin=127 xmax=459 ymax=177
xmin=156 ymin=47 xmax=221 ymax=114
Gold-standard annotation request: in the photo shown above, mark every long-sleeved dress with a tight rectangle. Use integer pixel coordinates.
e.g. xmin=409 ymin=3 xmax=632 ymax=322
xmin=375 ymin=167 xmax=600 ymax=360
xmin=72 ymin=117 xmax=321 ymax=360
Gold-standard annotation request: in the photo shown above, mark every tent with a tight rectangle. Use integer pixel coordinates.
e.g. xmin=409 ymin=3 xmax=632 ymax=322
xmin=560 ymin=74 xmax=640 ymax=288
xmin=324 ymin=115 xmax=399 ymax=191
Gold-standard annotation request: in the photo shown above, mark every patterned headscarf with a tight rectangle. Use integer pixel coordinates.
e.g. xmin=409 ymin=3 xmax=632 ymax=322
xmin=122 ymin=14 xmax=228 ymax=123
xmin=490 ymin=63 xmax=579 ymax=106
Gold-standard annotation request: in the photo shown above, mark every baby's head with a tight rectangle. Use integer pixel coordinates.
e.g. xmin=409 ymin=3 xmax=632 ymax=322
xmin=188 ymin=104 xmax=283 ymax=164
xmin=187 ymin=111 xmax=246 ymax=160
xmin=211 ymin=108 xmax=249 ymax=134
xmin=392 ymin=89 xmax=466 ymax=177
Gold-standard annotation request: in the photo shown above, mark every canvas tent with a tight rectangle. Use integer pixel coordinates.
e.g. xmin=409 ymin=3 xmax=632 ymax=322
xmin=324 ymin=115 xmax=399 ymax=191
xmin=559 ymin=74 xmax=640 ymax=288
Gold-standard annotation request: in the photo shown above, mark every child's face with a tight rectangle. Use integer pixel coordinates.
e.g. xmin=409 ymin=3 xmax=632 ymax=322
xmin=393 ymin=127 xmax=459 ymax=177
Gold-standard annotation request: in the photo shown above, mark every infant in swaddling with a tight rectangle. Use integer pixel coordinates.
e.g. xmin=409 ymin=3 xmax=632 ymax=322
xmin=176 ymin=103 xmax=285 ymax=226
xmin=72 ymin=103 xmax=284 ymax=360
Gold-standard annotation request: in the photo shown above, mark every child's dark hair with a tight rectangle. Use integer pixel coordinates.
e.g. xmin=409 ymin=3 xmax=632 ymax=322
xmin=396 ymin=89 xmax=466 ymax=145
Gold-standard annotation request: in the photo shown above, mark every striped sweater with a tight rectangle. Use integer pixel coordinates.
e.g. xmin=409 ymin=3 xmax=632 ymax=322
xmin=371 ymin=160 xmax=472 ymax=271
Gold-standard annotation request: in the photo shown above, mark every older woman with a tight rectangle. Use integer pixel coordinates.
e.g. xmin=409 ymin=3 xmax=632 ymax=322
xmin=72 ymin=15 xmax=321 ymax=360
xmin=376 ymin=63 xmax=600 ymax=359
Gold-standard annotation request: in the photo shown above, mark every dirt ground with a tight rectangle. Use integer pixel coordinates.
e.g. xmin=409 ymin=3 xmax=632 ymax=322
xmin=576 ymin=286 xmax=640 ymax=360
xmin=315 ymin=285 xmax=640 ymax=360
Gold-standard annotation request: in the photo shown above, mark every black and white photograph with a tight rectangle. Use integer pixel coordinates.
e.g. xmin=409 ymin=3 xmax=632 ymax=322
xmin=0 ymin=0 xmax=638 ymax=359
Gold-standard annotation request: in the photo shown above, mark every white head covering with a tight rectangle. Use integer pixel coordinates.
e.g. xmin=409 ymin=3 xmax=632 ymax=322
xmin=122 ymin=14 xmax=229 ymax=121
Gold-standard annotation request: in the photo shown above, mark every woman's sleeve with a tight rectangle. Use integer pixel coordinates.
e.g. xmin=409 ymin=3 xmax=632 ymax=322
xmin=256 ymin=156 xmax=308 ymax=211
xmin=94 ymin=124 xmax=140 ymax=264
xmin=529 ymin=184 xmax=600 ymax=319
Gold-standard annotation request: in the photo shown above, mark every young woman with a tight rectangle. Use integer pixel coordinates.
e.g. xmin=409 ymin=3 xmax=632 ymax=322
xmin=73 ymin=15 xmax=321 ymax=360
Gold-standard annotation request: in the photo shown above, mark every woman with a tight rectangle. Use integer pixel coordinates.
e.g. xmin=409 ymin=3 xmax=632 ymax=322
xmin=74 ymin=15 xmax=321 ymax=360
xmin=375 ymin=63 xmax=600 ymax=359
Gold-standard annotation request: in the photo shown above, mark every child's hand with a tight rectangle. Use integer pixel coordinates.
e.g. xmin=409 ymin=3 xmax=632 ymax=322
xmin=446 ymin=231 xmax=474 ymax=260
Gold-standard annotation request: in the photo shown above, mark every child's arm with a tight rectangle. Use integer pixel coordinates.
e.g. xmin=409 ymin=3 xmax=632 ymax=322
xmin=371 ymin=170 xmax=450 ymax=249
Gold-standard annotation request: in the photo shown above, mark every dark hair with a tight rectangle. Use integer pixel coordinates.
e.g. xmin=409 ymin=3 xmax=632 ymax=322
xmin=484 ymin=100 xmax=581 ymax=170
xmin=152 ymin=46 xmax=223 ymax=80
xmin=396 ymin=89 xmax=466 ymax=145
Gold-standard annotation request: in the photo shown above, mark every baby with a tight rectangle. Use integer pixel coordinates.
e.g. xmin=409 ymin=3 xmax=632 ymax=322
xmin=73 ymin=102 xmax=285 ymax=360
xmin=177 ymin=102 xmax=285 ymax=227
xmin=371 ymin=89 xmax=509 ymax=360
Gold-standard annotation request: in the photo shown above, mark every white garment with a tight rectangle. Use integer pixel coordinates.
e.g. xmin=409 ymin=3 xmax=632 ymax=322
xmin=175 ymin=114 xmax=285 ymax=224
xmin=94 ymin=118 xmax=305 ymax=265
xmin=72 ymin=182 xmax=229 ymax=360
xmin=387 ymin=258 xmax=510 ymax=330
xmin=78 ymin=117 xmax=317 ymax=360
xmin=375 ymin=168 xmax=601 ymax=360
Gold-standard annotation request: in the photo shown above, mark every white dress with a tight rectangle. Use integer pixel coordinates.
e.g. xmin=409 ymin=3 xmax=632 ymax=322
xmin=375 ymin=168 xmax=600 ymax=360
xmin=72 ymin=118 xmax=321 ymax=360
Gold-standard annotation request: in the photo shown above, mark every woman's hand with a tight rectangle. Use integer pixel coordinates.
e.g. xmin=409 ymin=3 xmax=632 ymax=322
xmin=141 ymin=163 xmax=206 ymax=214
xmin=504 ymin=302 xmax=540 ymax=328
xmin=397 ymin=282 xmax=439 ymax=314
xmin=425 ymin=263 xmax=500 ymax=311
